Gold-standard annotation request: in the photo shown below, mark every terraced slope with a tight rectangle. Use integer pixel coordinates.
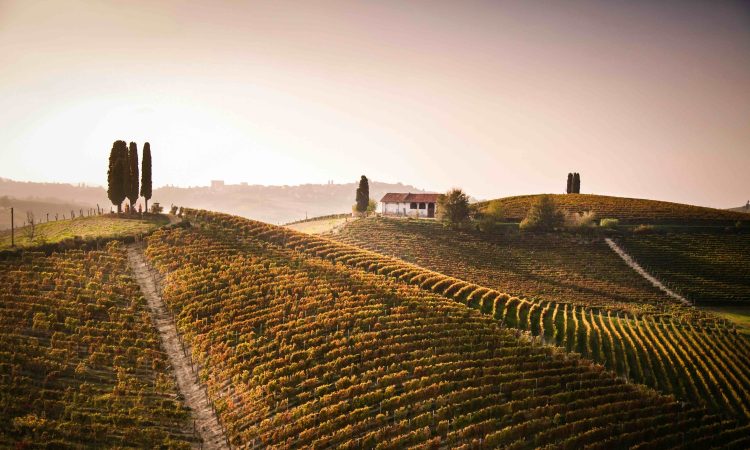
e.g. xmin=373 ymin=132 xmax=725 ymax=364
xmin=145 ymin=211 xmax=750 ymax=448
xmin=476 ymin=194 xmax=749 ymax=223
xmin=0 ymin=242 xmax=194 ymax=448
xmin=617 ymin=233 xmax=750 ymax=305
xmin=189 ymin=210 xmax=750 ymax=420
xmin=335 ymin=217 xmax=680 ymax=316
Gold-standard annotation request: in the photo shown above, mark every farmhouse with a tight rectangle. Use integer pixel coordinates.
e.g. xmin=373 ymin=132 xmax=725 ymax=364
xmin=381 ymin=193 xmax=440 ymax=218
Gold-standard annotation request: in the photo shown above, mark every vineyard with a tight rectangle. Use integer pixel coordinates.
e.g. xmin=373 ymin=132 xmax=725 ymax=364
xmin=475 ymin=194 xmax=750 ymax=223
xmin=0 ymin=242 xmax=194 ymax=447
xmin=617 ymin=233 xmax=750 ymax=305
xmin=334 ymin=217 xmax=682 ymax=316
xmin=143 ymin=210 xmax=750 ymax=448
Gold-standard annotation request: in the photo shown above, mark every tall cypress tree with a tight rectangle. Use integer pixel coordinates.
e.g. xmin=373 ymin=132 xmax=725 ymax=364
xmin=107 ymin=140 xmax=128 ymax=213
xmin=127 ymin=142 xmax=139 ymax=212
xmin=355 ymin=175 xmax=369 ymax=213
xmin=573 ymin=173 xmax=581 ymax=194
xmin=566 ymin=173 xmax=573 ymax=194
xmin=141 ymin=142 xmax=152 ymax=212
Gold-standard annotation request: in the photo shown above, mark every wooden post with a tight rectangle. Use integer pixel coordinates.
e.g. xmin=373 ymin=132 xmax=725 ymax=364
xmin=10 ymin=207 xmax=14 ymax=247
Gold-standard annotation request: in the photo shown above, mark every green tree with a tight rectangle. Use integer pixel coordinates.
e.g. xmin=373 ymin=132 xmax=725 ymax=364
xmin=107 ymin=140 xmax=128 ymax=213
xmin=566 ymin=173 xmax=573 ymax=194
xmin=477 ymin=199 xmax=503 ymax=232
xmin=141 ymin=142 xmax=152 ymax=212
xmin=355 ymin=175 xmax=369 ymax=213
xmin=127 ymin=142 xmax=139 ymax=212
xmin=573 ymin=172 xmax=581 ymax=194
xmin=520 ymin=195 xmax=564 ymax=231
xmin=438 ymin=188 xmax=471 ymax=228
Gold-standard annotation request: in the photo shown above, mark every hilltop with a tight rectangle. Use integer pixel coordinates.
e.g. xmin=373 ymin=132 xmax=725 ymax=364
xmin=476 ymin=193 xmax=750 ymax=224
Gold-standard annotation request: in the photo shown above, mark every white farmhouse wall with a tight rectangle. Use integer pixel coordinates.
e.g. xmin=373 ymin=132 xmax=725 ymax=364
xmin=382 ymin=202 xmax=436 ymax=217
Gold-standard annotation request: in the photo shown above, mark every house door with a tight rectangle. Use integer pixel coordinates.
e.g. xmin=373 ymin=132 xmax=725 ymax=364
xmin=427 ymin=203 xmax=435 ymax=218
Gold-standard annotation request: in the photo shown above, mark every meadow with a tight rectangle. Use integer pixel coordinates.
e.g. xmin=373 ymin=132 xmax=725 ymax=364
xmin=0 ymin=214 xmax=168 ymax=250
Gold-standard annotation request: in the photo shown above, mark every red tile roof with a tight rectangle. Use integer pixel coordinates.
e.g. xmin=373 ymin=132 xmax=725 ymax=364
xmin=380 ymin=193 xmax=440 ymax=203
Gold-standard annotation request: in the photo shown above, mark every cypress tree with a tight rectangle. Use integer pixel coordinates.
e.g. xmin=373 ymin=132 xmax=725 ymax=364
xmin=355 ymin=175 xmax=370 ymax=213
xmin=566 ymin=173 xmax=573 ymax=194
xmin=141 ymin=142 xmax=152 ymax=212
xmin=127 ymin=142 xmax=139 ymax=212
xmin=107 ymin=140 xmax=128 ymax=213
xmin=573 ymin=172 xmax=581 ymax=194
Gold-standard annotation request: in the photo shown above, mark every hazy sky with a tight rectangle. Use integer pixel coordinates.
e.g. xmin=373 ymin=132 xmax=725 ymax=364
xmin=1 ymin=1 xmax=749 ymax=207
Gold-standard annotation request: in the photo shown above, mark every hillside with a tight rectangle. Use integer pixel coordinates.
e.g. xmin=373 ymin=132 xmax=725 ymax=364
xmin=616 ymin=233 xmax=750 ymax=306
xmin=0 ymin=177 xmax=426 ymax=225
xmin=143 ymin=210 xmax=750 ymax=447
xmin=0 ymin=243 xmax=194 ymax=447
xmin=0 ymin=196 xmax=93 ymax=230
xmin=334 ymin=217 xmax=679 ymax=315
xmin=0 ymin=214 xmax=169 ymax=250
xmin=477 ymin=194 xmax=750 ymax=224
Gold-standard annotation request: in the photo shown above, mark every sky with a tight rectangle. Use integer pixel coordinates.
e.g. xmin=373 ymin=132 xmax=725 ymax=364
xmin=1 ymin=0 xmax=749 ymax=207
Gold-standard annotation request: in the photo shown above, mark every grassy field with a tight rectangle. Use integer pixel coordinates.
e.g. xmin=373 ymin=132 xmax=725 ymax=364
xmin=285 ymin=216 xmax=353 ymax=234
xmin=0 ymin=214 xmax=169 ymax=249
xmin=704 ymin=306 xmax=750 ymax=335
xmin=476 ymin=193 xmax=750 ymax=223
xmin=144 ymin=209 xmax=750 ymax=448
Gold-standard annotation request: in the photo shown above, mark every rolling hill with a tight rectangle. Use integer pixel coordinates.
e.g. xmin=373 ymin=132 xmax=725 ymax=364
xmin=143 ymin=209 xmax=750 ymax=447
xmin=476 ymin=194 xmax=750 ymax=224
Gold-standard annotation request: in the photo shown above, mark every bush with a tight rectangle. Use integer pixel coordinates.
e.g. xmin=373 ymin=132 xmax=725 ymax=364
xmin=438 ymin=188 xmax=471 ymax=229
xmin=477 ymin=200 xmax=504 ymax=232
xmin=565 ymin=211 xmax=597 ymax=229
xmin=599 ymin=218 xmax=619 ymax=228
xmin=633 ymin=224 xmax=655 ymax=233
xmin=519 ymin=195 xmax=564 ymax=231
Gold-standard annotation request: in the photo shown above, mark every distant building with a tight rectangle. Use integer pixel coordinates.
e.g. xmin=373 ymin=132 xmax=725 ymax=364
xmin=211 ymin=180 xmax=225 ymax=190
xmin=381 ymin=193 xmax=439 ymax=218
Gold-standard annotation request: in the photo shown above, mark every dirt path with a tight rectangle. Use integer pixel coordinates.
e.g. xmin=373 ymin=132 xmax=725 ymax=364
xmin=604 ymin=237 xmax=691 ymax=306
xmin=127 ymin=243 xmax=228 ymax=449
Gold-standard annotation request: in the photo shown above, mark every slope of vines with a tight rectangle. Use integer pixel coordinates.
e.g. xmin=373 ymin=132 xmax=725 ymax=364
xmin=0 ymin=242 xmax=194 ymax=448
xmin=474 ymin=194 xmax=750 ymax=223
xmin=181 ymin=209 xmax=750 ymax=424
xmin=335 ymin=217 xmax=682 ymax=315
xmin=145 ymin=213 xmax=750 ymax=448
xmin=617 ymin=233 xmax=750 ymax=305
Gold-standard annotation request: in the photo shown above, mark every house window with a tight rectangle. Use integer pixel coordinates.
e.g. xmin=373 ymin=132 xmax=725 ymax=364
xmin=410 ymin=202 xmax=417 ymax=209
xmin=419 ymin=203 xmax=426 ymax=209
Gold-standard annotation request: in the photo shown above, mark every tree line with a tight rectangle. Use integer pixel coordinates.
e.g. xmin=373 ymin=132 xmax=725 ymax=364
xmin=107 ymin=141 xmax=152 ymax=213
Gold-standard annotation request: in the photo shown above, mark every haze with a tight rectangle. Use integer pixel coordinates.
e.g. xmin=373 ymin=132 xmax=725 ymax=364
xmin=1 ymin=0 xmax=749 ymax=207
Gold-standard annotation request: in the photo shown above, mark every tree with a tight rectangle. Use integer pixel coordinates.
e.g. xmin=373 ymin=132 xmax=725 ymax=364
xmin=127 ymin=142 xmax=139 ymax=212
xmin=477 ymin=199 xmax=503 ymax=232
xmin=438 ymin=188 xmax=471 ymax=228
xmin=519 ymin=195 xmax=564 ymax=231
xmin=107 ymin=140 xmax=128 ymax=213
xmin=566 ymin=173 xmax=573 ymax=194
xmin=141 ymin=142 xmax=152 ymax=212
xmin=573 ymin=172 xmax=581 ymax=194
xmin=355 ymin=175 xmax=369 ymax=213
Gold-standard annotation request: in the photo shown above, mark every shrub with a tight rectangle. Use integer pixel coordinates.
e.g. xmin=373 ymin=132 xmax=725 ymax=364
xmin=477 ymin=200 xmax=504 ymax=232
xmin=633 ymin=224 xmax=655 ymax=233
xmin=565 ymin=210 xmax=597 ymax=229
xmin=438 ymin=188 xmax=471 ymax=229
xmin=600 ymin=218 xmax=619 ymax=228
xmin=519 ymin=195 xmax=564 ymax=231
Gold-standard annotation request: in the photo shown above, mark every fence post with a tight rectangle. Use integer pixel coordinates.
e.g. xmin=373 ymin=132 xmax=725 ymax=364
xmin=10 ymin=207 xmax=14 ymax=247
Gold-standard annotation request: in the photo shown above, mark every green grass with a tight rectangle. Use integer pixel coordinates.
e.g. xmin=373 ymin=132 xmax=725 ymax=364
xmin=703 ymin=306 xmax=750 ymax=335
xmin=0 ymin=214 xmax=169 ymax=249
